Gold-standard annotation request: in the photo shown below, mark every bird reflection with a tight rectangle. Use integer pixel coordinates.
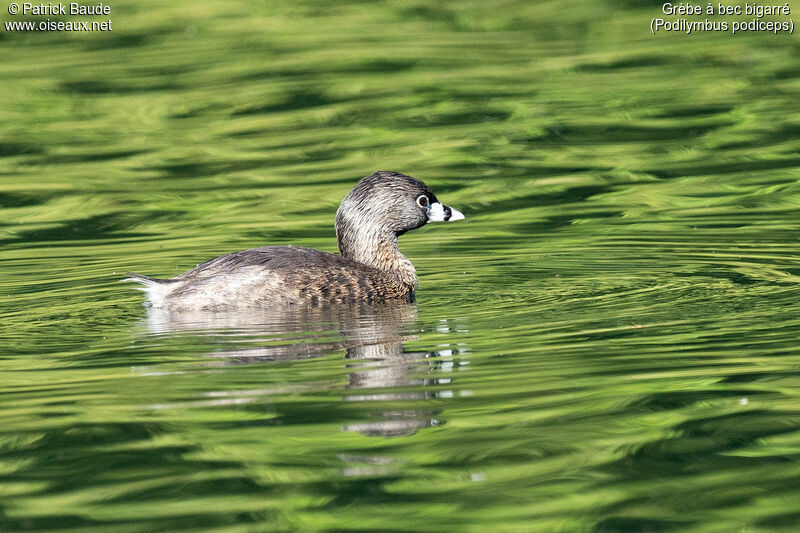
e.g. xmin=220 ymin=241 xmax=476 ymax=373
xmin=143 ymin=303 xmax=463 ymax=437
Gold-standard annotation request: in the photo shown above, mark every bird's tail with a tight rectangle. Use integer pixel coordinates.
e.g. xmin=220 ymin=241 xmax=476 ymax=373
xmin=122 ymin=272 xmax=175 ymax=307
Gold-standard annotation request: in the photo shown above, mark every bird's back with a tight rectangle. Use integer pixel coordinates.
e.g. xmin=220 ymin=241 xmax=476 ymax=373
xmin=126 ymin=246 xmax=413 ymax=310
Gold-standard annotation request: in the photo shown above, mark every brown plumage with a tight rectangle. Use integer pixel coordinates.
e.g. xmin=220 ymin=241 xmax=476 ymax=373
xmin=125 ymin=171 xmax=465 ymax=310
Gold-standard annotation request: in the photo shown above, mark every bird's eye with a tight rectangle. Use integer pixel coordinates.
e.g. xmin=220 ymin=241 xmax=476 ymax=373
xmin=416 ymin=195 xmax=429 ymax=208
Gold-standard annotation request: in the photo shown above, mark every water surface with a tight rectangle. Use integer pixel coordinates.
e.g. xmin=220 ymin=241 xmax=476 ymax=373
xmin=2 ymin=1 xmax=800 ymax=531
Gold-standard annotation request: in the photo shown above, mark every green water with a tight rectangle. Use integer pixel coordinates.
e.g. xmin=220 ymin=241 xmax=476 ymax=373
xmin=2 ymin=1 xmax=800 ymax=531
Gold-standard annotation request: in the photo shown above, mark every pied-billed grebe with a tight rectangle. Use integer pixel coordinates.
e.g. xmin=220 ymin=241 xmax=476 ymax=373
xmin=125 ymin=171 xmax=464 ymax=310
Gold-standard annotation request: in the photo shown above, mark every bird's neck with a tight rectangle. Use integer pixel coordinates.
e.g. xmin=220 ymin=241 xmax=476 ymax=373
xmin=337 ymin=224 xmax=418 ymax=289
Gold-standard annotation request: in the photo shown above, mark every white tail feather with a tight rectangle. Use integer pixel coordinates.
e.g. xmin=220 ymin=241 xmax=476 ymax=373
xmin=121 ymin=275 xmax=174 ymax=307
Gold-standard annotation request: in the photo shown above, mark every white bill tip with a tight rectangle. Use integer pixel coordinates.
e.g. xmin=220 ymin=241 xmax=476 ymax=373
xmin=428 ymin=202 xmax=465 ymax=223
